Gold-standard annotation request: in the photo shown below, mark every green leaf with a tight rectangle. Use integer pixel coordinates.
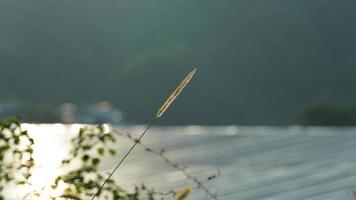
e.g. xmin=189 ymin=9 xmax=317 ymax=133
xmin=109 ymin=148 xmax=116 ymax=155
xmin=82 ymin=145 xmax=91 ymax=150
xmin=81 ymin=154 xmax=90 ymax=162
xmin=14 ymin=135 xmax=20 ymax=144
xmin=25 ymin=148 xmax=33 ymax=154
xmin=20 ymin=131 xmax=28 ymax=136
xmin=97 ymin=147 xmax=105 ymax=155
xmin=16 ymin=181 xmax=27 ymax=185
xmin=107 ymin=134 xmax=116 ymax=143
xmin=92 ymin=158 xmax=100 ymax=165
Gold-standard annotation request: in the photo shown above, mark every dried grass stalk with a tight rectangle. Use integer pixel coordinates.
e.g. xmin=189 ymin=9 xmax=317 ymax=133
xmin=156 ymin=68 xmax=197 ymax=118
xmin=172 ymin=187 xmax=192 ymax=200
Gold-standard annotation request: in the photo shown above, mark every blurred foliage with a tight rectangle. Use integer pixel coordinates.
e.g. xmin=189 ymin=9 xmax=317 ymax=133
xmin=0 ymin=117 xmax=34 ymax=200
xmin=295 ymin=102 xmax=356 ymax=126
xmin=51 ymin=125 xmax=156 ymax=200
xmin=0 ymin=119 xmax=157 ymax=200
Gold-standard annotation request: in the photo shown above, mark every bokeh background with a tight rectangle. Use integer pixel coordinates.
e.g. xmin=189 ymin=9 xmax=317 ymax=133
xmin=1 ymin=0 xmax=356 ymax=125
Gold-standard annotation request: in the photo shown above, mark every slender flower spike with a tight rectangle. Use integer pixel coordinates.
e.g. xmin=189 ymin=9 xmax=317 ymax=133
xmin=173 ymin=187 xmax=192 ymax=200
xmin=156 ymin=68 xmax=197 ymax=119
xmin=91 ymin=68 xmax=198 ymax=200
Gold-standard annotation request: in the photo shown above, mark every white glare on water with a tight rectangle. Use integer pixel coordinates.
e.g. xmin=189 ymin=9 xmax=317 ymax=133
xmin=21 ymin=124 xmax=74 ymax=200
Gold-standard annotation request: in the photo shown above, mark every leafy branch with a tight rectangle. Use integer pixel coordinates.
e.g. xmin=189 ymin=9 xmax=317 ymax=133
xmin=0 ymin=117 xmax=34 ymax=200
xmin=51 ymin=125 xmax=157 ymax=200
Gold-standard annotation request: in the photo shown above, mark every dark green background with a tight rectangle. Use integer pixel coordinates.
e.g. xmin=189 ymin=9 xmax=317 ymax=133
xmin=1 ymin=0 xmax=356 ymax=125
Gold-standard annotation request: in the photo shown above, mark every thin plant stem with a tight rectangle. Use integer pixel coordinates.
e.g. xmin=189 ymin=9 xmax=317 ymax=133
xmin=90 ymin=118 xmax=157 ymax=200
xmin=91 ymin=68 xmax=198 ymax=200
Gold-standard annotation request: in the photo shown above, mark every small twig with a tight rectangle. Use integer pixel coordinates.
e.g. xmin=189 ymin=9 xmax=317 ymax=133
xmin=115 ymin=131 xmax=219 ymax=200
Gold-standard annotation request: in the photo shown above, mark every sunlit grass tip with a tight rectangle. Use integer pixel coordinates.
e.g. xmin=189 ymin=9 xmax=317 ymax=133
xmin=156 ymin=68 xmax=197 ymax=119
xmin=172 ymin=187 xmax=192 ymax=200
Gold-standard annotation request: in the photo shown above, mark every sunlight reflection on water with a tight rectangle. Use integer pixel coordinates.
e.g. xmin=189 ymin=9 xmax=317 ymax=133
xmin=21 ymin=124 xmax=74 ymax=199
xmin=6 ymin=123 xmax=121 ymax=200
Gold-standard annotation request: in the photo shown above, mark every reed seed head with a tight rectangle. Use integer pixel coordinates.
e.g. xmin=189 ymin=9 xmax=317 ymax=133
xmin=172 ymin=187 xmax=192 ymax=200
xmin=156 ymin=68 xmax=197 ymax=119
